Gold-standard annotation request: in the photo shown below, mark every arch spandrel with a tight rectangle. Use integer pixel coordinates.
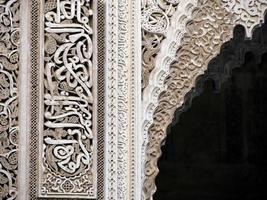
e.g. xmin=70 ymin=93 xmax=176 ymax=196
xmin=141 ymin=0 xmax=267 ymax=199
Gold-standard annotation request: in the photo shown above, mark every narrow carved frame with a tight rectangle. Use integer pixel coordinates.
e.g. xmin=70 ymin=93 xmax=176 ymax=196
xmin=104 ymin=0 xmax=142 ymax=199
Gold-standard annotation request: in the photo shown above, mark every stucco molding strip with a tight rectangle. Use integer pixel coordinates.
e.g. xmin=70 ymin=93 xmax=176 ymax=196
xmin=105 ymin=0 xmax=142 ymax=199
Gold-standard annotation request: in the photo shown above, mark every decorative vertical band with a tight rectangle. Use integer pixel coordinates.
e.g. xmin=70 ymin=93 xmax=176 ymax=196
xmin=29 ymin=0 xmax=97 ymax=199
xmin=97 ymin=0 xmax=105 ymax=199
xmin=0 ymin=0 xmax=20 ymax=199
xmin=105 ymin=0 xmax=142 ymax=199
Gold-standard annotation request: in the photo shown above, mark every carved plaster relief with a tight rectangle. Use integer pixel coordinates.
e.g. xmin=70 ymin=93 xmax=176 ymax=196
xmin=1 ymin=0 xmax=265 ymax=199
xmin=141 ymin=0 xmax=197 ymax=178
xmin=143 ymin=3 xmax=233 ymax=198
xmin=141 ymin=0 xmax=180 ymax=89
xmin=105 ymin=0 xmax=142 ymax=199
xmin=141 ymin=0 xmax=197 ymax=90
xmin=142 ymin=0 xmax=267 ymax=199
xmin=221 ymin=0 xmax=267 ymax=37
xmin=40 ymin=0 xmax=97 ymax=198
xmin=0 ymin=0 xmax=20 ymax=199
xmin=27 ymin=0 xmax=97 ymax=199
xmin=171 ymin=26 xmax=267 ymax=137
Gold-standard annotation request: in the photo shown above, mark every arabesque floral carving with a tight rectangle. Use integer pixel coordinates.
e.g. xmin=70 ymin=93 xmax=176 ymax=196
xmin=0 ymin=0 xmax=20 ymax=199
xmin=221 ymin=0 xmax=267 ymax=37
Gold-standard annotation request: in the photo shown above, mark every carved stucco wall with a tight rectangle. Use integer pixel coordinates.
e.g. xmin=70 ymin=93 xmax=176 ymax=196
xmin=141 ymin=0 xmax=267 ymax=199
xmin=28 ymin=0 xmax=142 ymax=199
xmin=0 ymin=0 xmax=267 ymax=200
xmin=40 ymin=0 xmax=97 ymax=198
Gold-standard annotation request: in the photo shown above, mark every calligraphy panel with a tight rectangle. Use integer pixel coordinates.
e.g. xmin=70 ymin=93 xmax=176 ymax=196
xmin=38 ymin=0 xmax=97 ymax=198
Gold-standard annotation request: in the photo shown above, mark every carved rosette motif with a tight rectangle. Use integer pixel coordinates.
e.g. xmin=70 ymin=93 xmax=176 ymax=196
xmin=0 ymin=0 xmax=20 ymax=199
xmin=141 ymin=0 xmax=180 ymax=89
xmin=142 ymin=0 xmax=267 ymax=199
xmin=39 ymin=0 xmax=97 ymax=198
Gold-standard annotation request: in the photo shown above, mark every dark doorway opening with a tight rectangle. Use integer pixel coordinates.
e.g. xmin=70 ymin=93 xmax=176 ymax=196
xmin=154 ymin=20 xmax=267 ymax=200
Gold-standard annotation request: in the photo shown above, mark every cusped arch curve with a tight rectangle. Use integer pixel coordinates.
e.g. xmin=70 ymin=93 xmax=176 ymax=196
xmin=141 ymin=0 xmax=267 ymax=199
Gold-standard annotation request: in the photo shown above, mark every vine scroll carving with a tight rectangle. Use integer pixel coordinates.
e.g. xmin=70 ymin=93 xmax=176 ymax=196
xmin=0 ymin=0 xmax=20 ymax=199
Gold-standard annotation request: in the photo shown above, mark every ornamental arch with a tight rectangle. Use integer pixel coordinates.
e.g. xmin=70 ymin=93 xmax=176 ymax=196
xmin=154 ymin=22 xmax=267 ymax=199
xmin=141 ymin=1 xmax=267 ymax=199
